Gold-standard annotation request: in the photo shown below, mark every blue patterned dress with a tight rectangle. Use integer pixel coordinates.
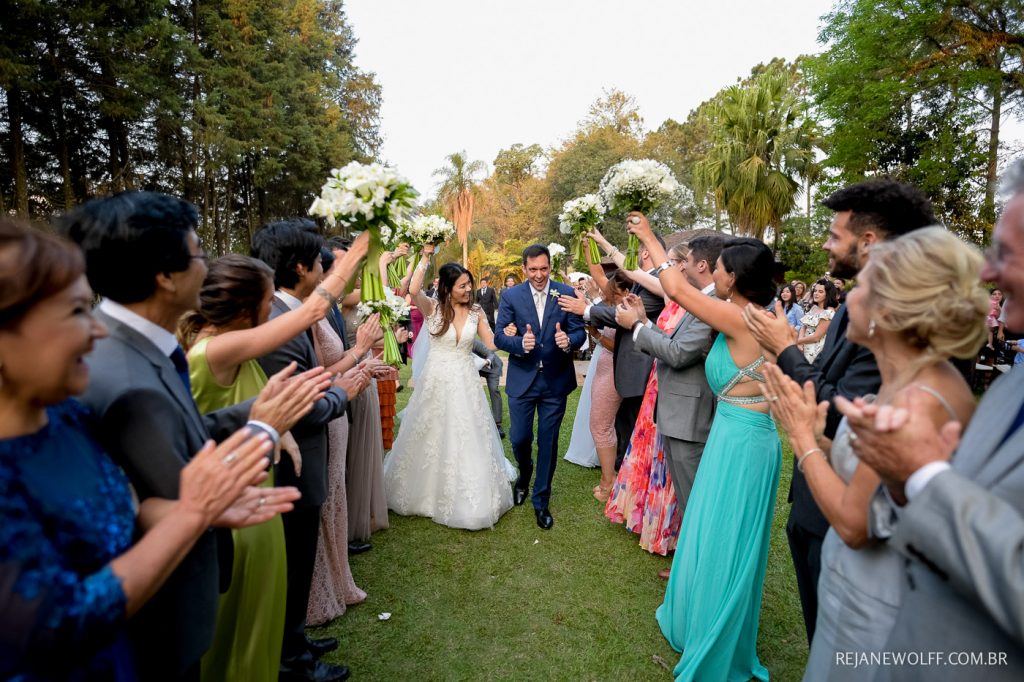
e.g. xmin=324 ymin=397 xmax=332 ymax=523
xmin=0 ymin=399 xmax=137 ymax=681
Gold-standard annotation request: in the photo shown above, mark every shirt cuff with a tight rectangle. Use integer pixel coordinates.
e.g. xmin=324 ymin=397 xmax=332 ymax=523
xmin=905 ymin=461 xmax=952 ymax=501
xmin=246 ymin=420 xmax=281 ymax=446
xmin=583 ymin=304 xmax=592 ymax=322
xmin=631 ymin=319 xmax=653 ymax=342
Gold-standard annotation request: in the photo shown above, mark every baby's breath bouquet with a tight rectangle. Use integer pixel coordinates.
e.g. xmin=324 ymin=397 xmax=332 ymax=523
xmin=558 ymin=194 xmax=605 ymax=266
xmin=598 ymin=159 xmax=680 ymax=269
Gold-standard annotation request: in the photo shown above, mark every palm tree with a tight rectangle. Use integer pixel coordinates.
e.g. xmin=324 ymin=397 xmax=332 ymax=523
xmin=433 ymin=151 xmax=487 ymax=266
xmin=695 ymin=69 xmax=819 ymax=241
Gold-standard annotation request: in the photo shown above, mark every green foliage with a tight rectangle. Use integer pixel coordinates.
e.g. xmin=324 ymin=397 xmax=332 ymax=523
xmin=0 ymin=0 xmax=381 ymax=253
xmin=777 ymin=213 xmax=832 ymax=284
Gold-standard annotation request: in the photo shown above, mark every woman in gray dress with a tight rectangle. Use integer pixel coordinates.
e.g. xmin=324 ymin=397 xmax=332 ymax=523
xmin=763 ymin=227 xmax=987 ymax=680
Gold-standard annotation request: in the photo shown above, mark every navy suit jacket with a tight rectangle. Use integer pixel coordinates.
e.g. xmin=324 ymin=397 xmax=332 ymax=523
xmin=493 ymin=280 xmax=585 ymax=398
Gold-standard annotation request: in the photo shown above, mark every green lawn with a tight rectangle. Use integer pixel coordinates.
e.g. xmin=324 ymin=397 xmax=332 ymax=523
xmin=314 ymin=361 xmax=808 ymax=680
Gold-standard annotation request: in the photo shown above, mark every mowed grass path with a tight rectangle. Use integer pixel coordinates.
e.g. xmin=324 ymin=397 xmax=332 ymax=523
xmin=314 ymin=360 xmax=808 ymax=680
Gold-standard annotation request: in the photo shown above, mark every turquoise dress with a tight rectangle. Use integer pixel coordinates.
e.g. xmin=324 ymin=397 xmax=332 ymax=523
xmin=656 ymin=333 xmax=781 ymax=681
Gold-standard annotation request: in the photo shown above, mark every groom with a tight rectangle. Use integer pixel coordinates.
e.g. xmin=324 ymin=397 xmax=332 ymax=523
xmin=495 ymin=244 xmax=586 ymax=529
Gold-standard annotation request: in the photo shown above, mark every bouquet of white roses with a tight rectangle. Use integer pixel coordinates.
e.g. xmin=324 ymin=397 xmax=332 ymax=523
xmin=355 ymin=289 xmax=411 ymax=366
xmin=598 ymin=159 xmax=680 ymax=270
xmin=559 ymin=194 xmax=606 ymax=266
xmin=547 ymin=242 xmax=567 ymax=280
xmin=308 ymin=161 xmax=418 ymax=303
xmin=407 ymin=214 xmax=456 ymax=246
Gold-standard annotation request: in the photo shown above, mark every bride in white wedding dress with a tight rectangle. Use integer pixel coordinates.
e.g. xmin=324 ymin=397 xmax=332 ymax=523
xmin=383 ymin=245 xmax=517 ymax=530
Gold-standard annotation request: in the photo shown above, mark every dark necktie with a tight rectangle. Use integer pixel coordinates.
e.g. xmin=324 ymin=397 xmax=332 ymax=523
xmin=170 ymin=346 xmax=192 ymax=395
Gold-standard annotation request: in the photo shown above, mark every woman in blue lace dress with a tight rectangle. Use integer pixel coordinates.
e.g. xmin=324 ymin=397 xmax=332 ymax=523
xmin=0 ymin=219 xmax=282 ymax=680
xmin=629 ymin=214 xmax=782 ymax=682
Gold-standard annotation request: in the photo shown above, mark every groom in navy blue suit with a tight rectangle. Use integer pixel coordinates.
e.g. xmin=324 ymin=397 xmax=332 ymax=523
xmin=494 ymin=244 xmax=586 ymax=529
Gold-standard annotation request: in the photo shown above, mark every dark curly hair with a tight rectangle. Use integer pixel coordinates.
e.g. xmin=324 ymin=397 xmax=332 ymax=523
xmin=810 ymin=278 xmax=840 ymax=310
xmin=821 ymin=179 xmax=936 ymax=239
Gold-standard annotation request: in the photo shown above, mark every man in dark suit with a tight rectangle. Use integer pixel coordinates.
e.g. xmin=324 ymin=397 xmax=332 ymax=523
xmin=252 ymin=220 xmax=371 ymax=682
xmin=742 ymin=179 xmax=936 ymax=644
xmin=558 ymin=237 xmax=666 ymax=468
xmin=63 ymin=192 xmax=320 ymax=682
xmin=494 ymin=244 xmax=586 ymax=529
xmin=476 ymin=277 xmax=498 ymax=329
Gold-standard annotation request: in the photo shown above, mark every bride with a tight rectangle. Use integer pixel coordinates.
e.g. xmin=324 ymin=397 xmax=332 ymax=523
xmin=382 ymin=244 xmax=517 ymax=530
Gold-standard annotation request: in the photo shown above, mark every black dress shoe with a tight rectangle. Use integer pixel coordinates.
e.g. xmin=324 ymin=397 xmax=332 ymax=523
xmin=347 ymin=541 xmax=372 ymax=555
xmin=535 ymin=507 xmax=553 ymax=530
xmin=305 ymin=635 xmax=338 ymax=658
xmin=280 ymin=654 xmax=351 ymax=682
xmin=513 ymin=487 xmax=528 ymax=506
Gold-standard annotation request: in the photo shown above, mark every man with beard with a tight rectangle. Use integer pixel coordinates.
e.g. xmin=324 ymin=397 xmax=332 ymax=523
xmin=742 ymin=180 xmax=936 ymax=644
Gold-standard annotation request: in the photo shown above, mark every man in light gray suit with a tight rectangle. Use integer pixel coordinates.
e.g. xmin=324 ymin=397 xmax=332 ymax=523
xmin=841 ymin=159 xmax=1024 ymax=679
xmin=614 ymin=235 xmax=723 ymax=547
xmin=472 ymin=338 xmax=506 ymax=438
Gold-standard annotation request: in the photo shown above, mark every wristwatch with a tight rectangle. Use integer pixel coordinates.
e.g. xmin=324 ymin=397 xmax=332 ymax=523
xmin=653 ymin=260 xmax=673 ymax=276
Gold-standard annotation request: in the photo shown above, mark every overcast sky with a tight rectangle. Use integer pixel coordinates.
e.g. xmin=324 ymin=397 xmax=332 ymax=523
xmin=345 ymin=0 xmax=1021 ymax=199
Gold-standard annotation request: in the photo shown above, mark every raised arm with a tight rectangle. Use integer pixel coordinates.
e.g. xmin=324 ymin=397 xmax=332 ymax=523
xmin=408 ymin=244 xmax=438 ymax=317
xmin=203 ymin=231 xmax=369 ymax=379
xmin=588 ymin=227 xmax=664 ymax=297
xmin=627 ymin=212 xmax=746 ymax=338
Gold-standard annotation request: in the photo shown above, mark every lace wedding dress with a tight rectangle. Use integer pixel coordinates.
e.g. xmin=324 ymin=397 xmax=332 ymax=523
xmin=383 ymin=306 xmax=517 ymax=530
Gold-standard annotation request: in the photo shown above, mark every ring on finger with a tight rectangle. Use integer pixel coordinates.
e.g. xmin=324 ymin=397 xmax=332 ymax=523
xmin=848 ymin=431 xmax=859 ymax=442
xmin=628 ymin=216 xmax=641 ymax=225
xmin=257 ymin=496 xmax=266 ymax=509
xmin=222 ymin=452 xmax=239 ymax=465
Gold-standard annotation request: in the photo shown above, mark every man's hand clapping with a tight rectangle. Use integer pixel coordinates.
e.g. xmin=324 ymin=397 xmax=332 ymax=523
xmin=250 ymin=363 xmax=333 ymax=434
xmin=336 ymin=365 xmax=371 ymax=398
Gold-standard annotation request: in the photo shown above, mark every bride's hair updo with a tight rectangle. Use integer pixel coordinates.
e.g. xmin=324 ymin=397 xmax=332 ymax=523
xmin=433 ymin=261 xmax=476 ymax=338
xmin=864 ymin=226 xmax=988 ymax=368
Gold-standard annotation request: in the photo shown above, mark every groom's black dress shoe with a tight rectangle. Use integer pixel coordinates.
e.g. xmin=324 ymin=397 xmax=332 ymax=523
xmin=513 ymin=487 xmax=528 ymax=506
xmin=535 ymin=508 xmax=554 ymax=530
xmin=347 ymin=541 xmax=371 ymax=555
xmin=305 ymin=635 xmax=339 ymax=658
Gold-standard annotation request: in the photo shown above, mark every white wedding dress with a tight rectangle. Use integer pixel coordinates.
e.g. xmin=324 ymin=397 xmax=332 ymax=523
xmin=383 ymin=306 xmax=517 ymax=530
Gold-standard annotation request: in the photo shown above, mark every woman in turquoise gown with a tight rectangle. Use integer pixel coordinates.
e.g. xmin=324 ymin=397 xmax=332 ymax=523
xmin=628 ymin=214 xmax=782 ymax=681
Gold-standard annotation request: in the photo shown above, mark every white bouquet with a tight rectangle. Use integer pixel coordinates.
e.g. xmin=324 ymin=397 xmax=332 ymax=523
xmin=407 ymin=214 xmax=456 ymax=246
xmin=558 ymin=194 xmax=605 ymax=265
xmin=355 ymin=289 xmax=411 ymax=366
xmin=598 ymin=159 xmax=681 ymax=269
xmin=547 ymin=242 xmax=567 ymax=278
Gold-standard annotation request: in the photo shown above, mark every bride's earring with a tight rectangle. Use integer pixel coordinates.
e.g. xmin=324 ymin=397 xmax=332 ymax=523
xmin=867 ymin=319 xmax=876 ymax=338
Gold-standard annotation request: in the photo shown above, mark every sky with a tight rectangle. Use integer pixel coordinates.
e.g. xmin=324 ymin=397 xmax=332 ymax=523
xmin=345 ymin=0 xmax=1021 ymax=200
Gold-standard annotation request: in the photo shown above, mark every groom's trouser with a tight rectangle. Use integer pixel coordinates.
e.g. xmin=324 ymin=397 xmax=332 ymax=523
xmin=508 ymin=370 xmax=568 ymax=510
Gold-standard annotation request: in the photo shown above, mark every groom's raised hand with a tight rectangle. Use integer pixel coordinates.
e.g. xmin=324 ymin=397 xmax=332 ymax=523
xmin=522 ymin=324 xmax=536 ymax=352
xmin=554 ymin=322 xmax=571 ymax=351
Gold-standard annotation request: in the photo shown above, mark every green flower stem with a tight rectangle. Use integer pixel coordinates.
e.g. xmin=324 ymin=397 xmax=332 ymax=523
xmin=624 ymin=234 xmax=640 ymax=270
xmin=381 ymin=326 xmax=402 ymax=366
xmin=361 ymin=228 xmax=386 ymax=303
xmin=588 ymin=238 xmax=602 ymax=264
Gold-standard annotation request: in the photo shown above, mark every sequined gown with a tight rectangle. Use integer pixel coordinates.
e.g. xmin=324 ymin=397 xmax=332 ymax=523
xmin=0 ymin=399 xmax=137 ymax=680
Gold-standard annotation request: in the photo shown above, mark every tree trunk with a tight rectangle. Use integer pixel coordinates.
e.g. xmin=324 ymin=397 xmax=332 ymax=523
xmin=982 ymin=82 xmax=1001 ymax=232
xmin=9 ymin=84 xmax=29 ymax=217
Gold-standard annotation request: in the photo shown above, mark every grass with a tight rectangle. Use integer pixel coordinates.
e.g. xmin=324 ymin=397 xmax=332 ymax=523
xmin=313 ymin=359 xmax=808 ymax=680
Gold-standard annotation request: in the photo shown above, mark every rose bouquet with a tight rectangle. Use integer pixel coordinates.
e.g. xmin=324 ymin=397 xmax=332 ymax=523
xmin=558 ymin=194 xmax=605 ymax=266
xmin=598 ymin=159 xmax=680 ymax=270
xmin=355 ymin=288 xmax=411 ymax=366
xmin=308 ymin=161 xmax=418 ymax=303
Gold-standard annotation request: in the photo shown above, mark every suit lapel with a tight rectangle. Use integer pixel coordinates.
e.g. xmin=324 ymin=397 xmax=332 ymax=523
xmin=541 ymin=284 xmax=560 ymax=332
xmin=521 ymin=284 xmax=542 ymax=332
xmin=96 ymin=309 xmax=208 ymax=438
xmin=956 ymin=368 xmax=1024 ymax=483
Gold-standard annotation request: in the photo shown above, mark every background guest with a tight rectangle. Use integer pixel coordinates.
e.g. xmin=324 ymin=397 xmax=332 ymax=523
xmin=472 ymin=339 xmax=506 ymax=438
xmin=797 ymin=279 xmax=839 ymax=363
xmin=476 ymin=276 xmax=498 ymax=330
xmin=779 ymin=284 xmax=803 ymax=331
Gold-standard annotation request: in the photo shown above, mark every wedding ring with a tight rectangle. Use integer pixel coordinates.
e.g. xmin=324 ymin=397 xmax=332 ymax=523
xmin=848 ymin=431 xmax=859 ymax=442
xmin=257 ymin=496 xmax=266 ymax=509
xmin=222 ymin=452 xmax=238 ymax=465
xmin=628 ymin=216 xmax=641 ymax=225
xmin=769 ymin=396 xmax=780 ymax=402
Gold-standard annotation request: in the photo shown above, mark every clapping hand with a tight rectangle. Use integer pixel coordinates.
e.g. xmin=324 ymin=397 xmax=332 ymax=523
xmin=250 ymin=363 xmax=333 ymax=434
xmin=581 ymin=277 xmax=602 ymax=301
xmin=179 ymin=428 xmax=275 ymax=524
xmin=214 ymin=484 xmax=302 ymax=528
xmin=762 ymin=364 xmax=827 ymax=442
xmin=354 ymin=312 xmax=383 ymax=354
xmin=558 ymin=290 xmax=587 ymax=315
xmin=336 ymin=365 xmax=371 ymax=398
xmin=742 ymin=302 xmax=797 ymax=357
xmin=522 ymin=324 xmax=536 ymax=352
xmin=554 ymin=322 xmax=570 ymax=351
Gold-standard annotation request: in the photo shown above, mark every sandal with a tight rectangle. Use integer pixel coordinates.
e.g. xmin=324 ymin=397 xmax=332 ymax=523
xmin=593 ymin=484 xmax=612 ymax=502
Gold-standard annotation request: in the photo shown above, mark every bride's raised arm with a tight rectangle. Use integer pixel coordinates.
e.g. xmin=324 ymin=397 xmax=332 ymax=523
xmin=408 ymin=243 xmax=437 ymax=317
xmin=626 ymin=211 xmax=747 ymax=339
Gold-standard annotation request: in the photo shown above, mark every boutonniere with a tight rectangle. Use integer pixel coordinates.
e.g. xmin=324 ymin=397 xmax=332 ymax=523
xmin=548 ymin=290 xmax=561 ymax=300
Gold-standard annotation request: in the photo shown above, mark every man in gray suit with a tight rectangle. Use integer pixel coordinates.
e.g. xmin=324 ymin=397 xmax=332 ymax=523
xmin=840 ymin=159 xmax=1024 ymax=679
xmin=615 ymin=235 xmax=723 ymax=510
xmin=62 ymin=192 xmax=322 ymax=682
xmin=559 ymin=237 xmax=667 ymax=467
xmin=472 ymin=338 xmax=505 ymax=438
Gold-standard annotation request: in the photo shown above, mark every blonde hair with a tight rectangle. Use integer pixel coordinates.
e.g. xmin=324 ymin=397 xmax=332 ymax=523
xmin=865 ymin=226 xmax=988 ymax=370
